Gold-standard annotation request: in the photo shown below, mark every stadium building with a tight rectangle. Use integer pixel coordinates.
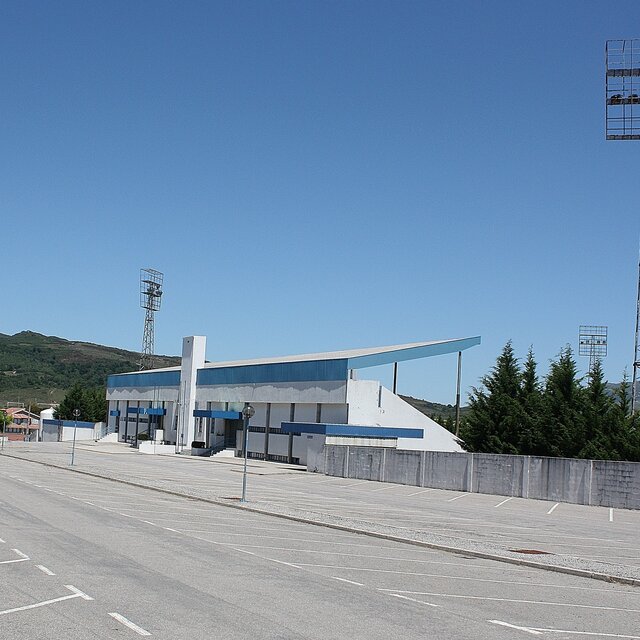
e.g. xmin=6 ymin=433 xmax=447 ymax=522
xmin=106 ymin=335 xmax=480 ymax=464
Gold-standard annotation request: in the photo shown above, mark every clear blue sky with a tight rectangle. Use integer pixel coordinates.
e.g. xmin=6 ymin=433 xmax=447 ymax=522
xmin=2 ymin=1 xmax=639 ymax=403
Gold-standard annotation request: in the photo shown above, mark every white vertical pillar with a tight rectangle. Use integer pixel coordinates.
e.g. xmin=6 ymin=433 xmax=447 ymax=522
xmin=177 ymin=336 xmax=206 ymax=450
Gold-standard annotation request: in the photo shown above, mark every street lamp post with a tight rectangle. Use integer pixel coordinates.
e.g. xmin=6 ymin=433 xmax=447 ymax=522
xmin=70 ymin=408 xmax=80 ymax=466
xmin=240 ymin=404 xmax=255 ymax=503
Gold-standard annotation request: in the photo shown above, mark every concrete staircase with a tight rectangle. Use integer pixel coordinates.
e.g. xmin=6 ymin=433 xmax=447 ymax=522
xmin=97 ymin=432 xmax=119 ymax=443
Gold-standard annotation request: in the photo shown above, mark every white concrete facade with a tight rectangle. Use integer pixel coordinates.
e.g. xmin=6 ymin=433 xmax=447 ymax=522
xmin=106 ymin=335 xmax=477 ymax=463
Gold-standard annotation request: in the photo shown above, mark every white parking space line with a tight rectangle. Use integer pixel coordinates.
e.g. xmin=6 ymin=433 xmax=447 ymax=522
xmin=384 ymin=591 xmax=640 ymax=613
xmin=177 ymin=524 xmax=336 ymax=536
xmin=547 ymin=503 xmax=560 ymax=514
xmin=494 ymin=497 xmax=513 ymax=508
xmin=0 ymin=557 xmax=29 ymax=565
xmin=369 ymin=484 xmax=406 ymax=493
xmin=489 ymin=620 xmax=542 ymax=635
xmin=388 ymin=593 xmax=439 ymax=608
xmin=610 ymin=508 xmax=614 ymax=522
xmin=489 ymin=620 xmax=640 ymax=638
xmin=447 ymin=493 xmax=469 ymax=502
xmin=232 ymin=548 xmax=301 ymax=569
xmin=0 ymin=538 xmax=5 ymax=543
xmin=12 ymin=549 xmax=29 ymax=559
xmin=0 ymin=585 xmax=92 ymax=617
xmin=406 ymin=488 xmax=435 ymax=497
xmin=108 ymin=612 xmax=152 ymax=636
xmin=378 ymin=571 xmax=625 ymax=593
xmin=331 ymin=576 xmax=364 ymax=586
xmin=64 ymin=585 xmax=94 ymax=600
xmin=36 ymin=565 xmax=56 ymax=576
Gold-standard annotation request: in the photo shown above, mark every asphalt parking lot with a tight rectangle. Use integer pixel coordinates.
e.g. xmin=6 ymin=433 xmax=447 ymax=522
xmin=1 ymin=451 xmax=639 ymax=639
xmin=4 ymin=441 xmax=638 ymax=575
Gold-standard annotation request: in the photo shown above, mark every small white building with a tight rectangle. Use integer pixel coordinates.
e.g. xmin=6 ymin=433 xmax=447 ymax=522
xmin=106 ymin=336 xmax=480 ymax=464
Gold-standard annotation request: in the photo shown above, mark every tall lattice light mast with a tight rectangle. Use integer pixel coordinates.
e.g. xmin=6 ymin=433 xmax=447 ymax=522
xmin=606 ymin=39 xmax=640 ymax=412
xmin=579 ymin=326 xmax=608 ymax=372
xmin=139 ymin=268 xmax=163 ymax=371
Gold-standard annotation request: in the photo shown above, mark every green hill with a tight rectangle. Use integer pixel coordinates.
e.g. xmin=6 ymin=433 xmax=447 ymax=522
xmin=0 ymin=331 xmax=179 ymax=405
xmin=401 ymin=395 xmax=469 ymax=420
xmin=0 ymin=331 xmax=469 ymax=415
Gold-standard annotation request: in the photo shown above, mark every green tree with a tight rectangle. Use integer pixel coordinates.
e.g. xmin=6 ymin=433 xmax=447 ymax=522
xmin=55 ymin=383 xmax=90 ymax=421
xmin=612 ymin=371 xmax=640 ymax=461
xmin=579 ymin=359 xmax=618 ymax=460
xmin=0 ymin=410 xmax=12 ymax=433
xmin=84 ymin=387 xmax=107 ymax=423
xmin=55 ymin=384 xmax=106 ymax=423
xmin=541 ymin=347 xmax=584 ymax=457
xmin=518 ymin=348 xmax=545 ymax=455
xmin=461 ymin=341 xmax=522 ymax=454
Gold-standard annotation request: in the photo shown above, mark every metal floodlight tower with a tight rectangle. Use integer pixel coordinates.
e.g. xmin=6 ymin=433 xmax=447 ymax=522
xmin=139 ymin=268 xmax=164 ymax=371
xmin=606 ymin=39 xmax=640 ymax=140
xmin=606 ymin=40 xmax=640 ymax=413
xmin=579 ymin=325 xmax=608 ymax=372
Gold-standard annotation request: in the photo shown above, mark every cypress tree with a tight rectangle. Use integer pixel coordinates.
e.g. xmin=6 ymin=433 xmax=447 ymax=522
xmin=518 ymin=348 xmax=545 ymax=455
xmin=579 ymin=359 xmax=617 ymax=460
xmin=541 ymin=347 xmax=585 ymax=457
xmin=55 ymin=383 xmax=89 ymax=421
xmin=613 ymin=372 xmax=640 ymax=461
xmin=462 ymin=341 xmax=522 ymax=454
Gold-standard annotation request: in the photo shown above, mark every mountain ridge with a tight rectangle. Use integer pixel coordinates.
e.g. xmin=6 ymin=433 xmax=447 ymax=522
xmin=0 ymin=331 xmax=179 ymax=404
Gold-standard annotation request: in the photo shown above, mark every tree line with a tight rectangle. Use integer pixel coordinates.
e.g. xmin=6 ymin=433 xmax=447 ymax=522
xmin=55 ymin=383 xmax=107 ymax=423
xmin=459 ymin=342 xmax=640 ymax=462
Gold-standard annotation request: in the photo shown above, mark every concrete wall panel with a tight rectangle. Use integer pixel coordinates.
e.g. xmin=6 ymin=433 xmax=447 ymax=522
xmin=319 ymin=446 xmax=640 ymax=510
xmin=347 ymin=446 xmax=385 ymax=481
xmin=472 ymin=453 xmax=525 ymax=497
xmin=422 ymin=451 xmax=469 ymax=491
xmin=592 ymin=460 xmax=640 ymax=510
xmin=325 ymin=445 xmax=348 ymax=477
xmin=382 ymin=449 xmax=422 ymax=485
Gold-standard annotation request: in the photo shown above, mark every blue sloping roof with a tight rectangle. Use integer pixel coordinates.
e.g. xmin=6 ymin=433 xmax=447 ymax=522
xmin=107 ymin=337 xmax=481 ymax=388
xmin=345 ymin=336 xmax=481 ymax=369
xmin=197 ymin=359 xmax=348 ymax=386
xmin=281 ymin=422 xmax=424 ymax=439
xmin=107 ymin=370 xmax=181 ymax=389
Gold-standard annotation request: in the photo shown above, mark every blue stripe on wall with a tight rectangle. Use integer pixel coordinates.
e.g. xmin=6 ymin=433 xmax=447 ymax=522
xmin=126 ymin=407 xmax=166 ymax=416
xmin=193 ymin=410 xmax=242 ymax=419
xmin=43 ymin=419 xmax=95 ymax=429
xmin=280 ymin=422 xmax=424 ymax=439
xmin=107 ymin=370 xmax=181 ymax=388
xmin=197 ymin=359 xmax=348 ymax=386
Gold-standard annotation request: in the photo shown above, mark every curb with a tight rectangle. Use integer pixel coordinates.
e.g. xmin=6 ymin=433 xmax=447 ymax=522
xmin=3 ymin=451 xmax=639 ymax=588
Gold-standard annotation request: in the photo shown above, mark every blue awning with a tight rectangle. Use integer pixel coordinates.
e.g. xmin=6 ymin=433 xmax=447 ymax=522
xmin=280 ymin=422 xmax=423 ymax=439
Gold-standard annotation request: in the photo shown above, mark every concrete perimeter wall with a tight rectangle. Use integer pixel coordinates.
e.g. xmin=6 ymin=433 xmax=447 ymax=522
xmin=312 ymin=445 xmax=640 ymax=510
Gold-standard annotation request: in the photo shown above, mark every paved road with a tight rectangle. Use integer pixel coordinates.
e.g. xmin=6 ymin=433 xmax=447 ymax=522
xmin=5 ymin=442 xmax=639 ymax=574
xmin=1 ymin=454 xmax=639 ymax=639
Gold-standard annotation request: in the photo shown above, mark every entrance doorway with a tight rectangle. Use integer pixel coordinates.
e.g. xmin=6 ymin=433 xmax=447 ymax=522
xmin=224 ymin=419 xmax=242 ymax=448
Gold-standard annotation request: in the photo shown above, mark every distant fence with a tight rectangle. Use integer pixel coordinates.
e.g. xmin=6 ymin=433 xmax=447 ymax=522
xmin=309 ymin=445 xmax=640 ymax=510
xmin=41 ymin=419 xmax=106 ymax=442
